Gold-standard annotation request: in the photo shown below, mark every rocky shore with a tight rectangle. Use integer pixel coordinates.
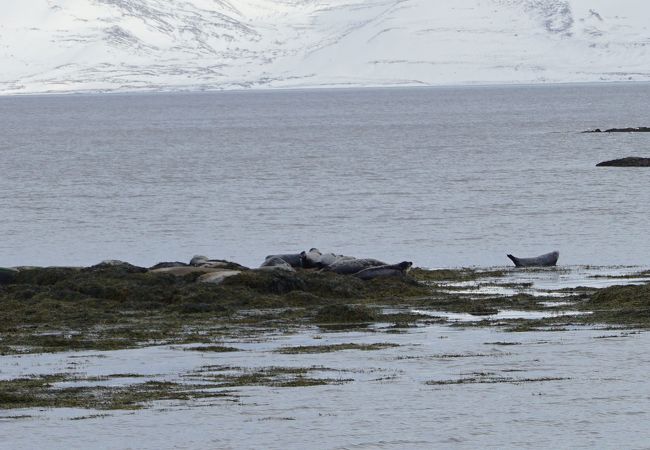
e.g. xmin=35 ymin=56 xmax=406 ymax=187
xmin=1 ymin=254 xmax=650 ymax=356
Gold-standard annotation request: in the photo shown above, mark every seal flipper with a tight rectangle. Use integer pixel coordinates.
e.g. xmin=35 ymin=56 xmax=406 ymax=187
xmin=506 ymin=254 xmax=521 ymax=267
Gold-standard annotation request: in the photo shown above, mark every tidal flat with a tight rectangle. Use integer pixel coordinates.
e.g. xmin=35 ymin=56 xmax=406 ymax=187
xmin=2 ymin=263 xmax=650 ymax=448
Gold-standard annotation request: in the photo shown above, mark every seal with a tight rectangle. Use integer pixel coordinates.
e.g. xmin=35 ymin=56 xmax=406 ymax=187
xmin=197 ymin=270 xmax=242 ymax=284
xmin=189 ymin=255 xmax=248 ymax=270
xmin=261 ymin=253 xmax=303 ymax=268
xmin=301 ymin=248 xmax=356 ymax=269
xmin=327 ymin=258 xmax=387 ymax=275
xmin=353 ymin=261 xmax=413 ymax=280
xmin=149 ymin=261 xmax=188 ymax=270
xmin=506 ymin=251 xmax=559 ymax=267
xmin=258 ymin=257 xmax=296 ymax=272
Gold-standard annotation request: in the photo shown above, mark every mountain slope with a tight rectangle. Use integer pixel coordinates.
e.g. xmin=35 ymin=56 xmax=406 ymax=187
xmin=2 ymin=0 xmax=650 ymax=94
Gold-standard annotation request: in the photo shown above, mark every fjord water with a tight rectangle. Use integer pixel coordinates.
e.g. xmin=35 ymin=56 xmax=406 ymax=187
xmin=1 ymin=84 xmax=649 ymax=268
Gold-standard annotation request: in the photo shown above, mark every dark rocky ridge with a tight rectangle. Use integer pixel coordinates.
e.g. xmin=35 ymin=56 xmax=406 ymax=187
xmin=596 ymin=157 xmax=650 ymax=167
xmin=584 ymin=127 xmax=650 ymax=133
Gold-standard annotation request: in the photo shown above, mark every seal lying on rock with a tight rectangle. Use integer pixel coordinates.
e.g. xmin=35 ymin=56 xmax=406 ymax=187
xmin=258 ymin=257 xmax=296 ymax=272
xmin=197 ymin=270 xmax=242 ymax=284
xmin=507 ymin=251 xmax=559 ymax=268
xmin=189 ymin=255 xmax=247 ymax=270
xmin=327 ymin=258 xmax=387 ymax=275
xmin=149 ymin=261 xmax=188 ymax=270
xmin=353 ymin=261 xmax=413 ymax=280
xmin=301 ymin=248 xmax=356 ymax=269
xmin=261 ymin=253 xmax=303 ymax=268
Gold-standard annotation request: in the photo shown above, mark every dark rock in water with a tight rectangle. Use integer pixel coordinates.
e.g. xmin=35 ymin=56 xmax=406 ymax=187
xmin=85 ymin=260 xmax=148 ymax=274
xmin=0 ymin=268 xmax=18 ymax=284
xmin=149 ymin=261 xmax=188 ymax=270
xmin=605 ymin=127 xmax=650 ymax=133
xmin=597 ymin=157 xmax=650 ymax=167
xmin=584 ymin=127 xmax=650 ymax=133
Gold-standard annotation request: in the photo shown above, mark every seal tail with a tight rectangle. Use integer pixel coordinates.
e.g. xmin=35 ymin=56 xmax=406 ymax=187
xmin=506 ymin=254 xmax=520 ymax=267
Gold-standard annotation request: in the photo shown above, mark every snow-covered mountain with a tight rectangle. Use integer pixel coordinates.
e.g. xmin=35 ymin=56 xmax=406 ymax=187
xmin=2 ymin=0 xmax=650 ymax=94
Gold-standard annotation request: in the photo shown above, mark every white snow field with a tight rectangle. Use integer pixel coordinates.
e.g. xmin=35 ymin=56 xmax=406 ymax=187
xmin=1 ymin=0 xmax=650 ymax=94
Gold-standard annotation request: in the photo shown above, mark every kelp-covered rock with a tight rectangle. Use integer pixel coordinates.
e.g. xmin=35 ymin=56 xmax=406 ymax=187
xmin=583 ymin=283 xmax=650 ymax=325
xmin=0 ymin=268 xmax=18 ymax=285
xmin=314 ymin=304 xmax=377 ymax=323
xmin=85 ymin=260 xmax=148 ymax=274
xmin=150 ymin=266 xmax=228 ymax=277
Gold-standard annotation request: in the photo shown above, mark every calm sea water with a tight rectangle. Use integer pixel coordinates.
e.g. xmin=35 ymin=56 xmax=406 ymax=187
xmin=1 ymin=84 xmax=650 ymax=268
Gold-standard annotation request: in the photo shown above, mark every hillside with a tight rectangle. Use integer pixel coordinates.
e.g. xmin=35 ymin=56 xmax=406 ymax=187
xmin=1 ymin=0 xmax=649 ymax=94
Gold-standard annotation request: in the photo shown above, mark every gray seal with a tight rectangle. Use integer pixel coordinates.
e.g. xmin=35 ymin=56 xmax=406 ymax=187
xmin=327 ymin=258 xmax=387 ymax=275
xmin=506 ymin=251 xmax=559 ymax=267
xmin=258 ymin=257 xmax=296 ymax=272
xmin=353 ymin=261 xmax=413 ymax=280
xmin=300 ymin=248 xmax=352 ymax=269
xmin=261 ymin=253 xmax=303 ymax=268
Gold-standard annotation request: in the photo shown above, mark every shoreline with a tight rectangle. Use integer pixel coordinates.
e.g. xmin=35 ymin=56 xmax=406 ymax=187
xmin=1 ymin=260 xmax=649 ymax=416
xmin=2 ymin=79 xmax=650 ymax=99
xmin=1 ymin=260 xmax=649 ymax=356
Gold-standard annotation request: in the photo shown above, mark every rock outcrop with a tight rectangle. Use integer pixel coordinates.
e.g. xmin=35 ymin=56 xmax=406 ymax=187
xmin=596 ymin=157 xmax=650 ymax=167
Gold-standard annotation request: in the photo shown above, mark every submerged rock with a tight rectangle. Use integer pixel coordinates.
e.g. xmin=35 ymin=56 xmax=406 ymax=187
xmin=314 ymin=304 xmax=377 ymax=323
xmin=596 ymin=157 xmax=650 ymax=167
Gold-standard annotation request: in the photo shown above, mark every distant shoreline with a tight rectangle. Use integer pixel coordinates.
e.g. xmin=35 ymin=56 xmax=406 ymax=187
xmin=2 ymin=79 xmax=650 ymax=99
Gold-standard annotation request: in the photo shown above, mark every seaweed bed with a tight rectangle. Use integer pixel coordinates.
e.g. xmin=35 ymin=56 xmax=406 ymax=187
xmin=0 ymin=263 xmax=649 ymax=355
xmin=2 ymin=262 xmax=650 ymax=412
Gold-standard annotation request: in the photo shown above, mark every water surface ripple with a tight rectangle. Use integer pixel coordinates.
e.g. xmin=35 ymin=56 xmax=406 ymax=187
xmin=1 ymin=84 xmax=649 ymax=267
